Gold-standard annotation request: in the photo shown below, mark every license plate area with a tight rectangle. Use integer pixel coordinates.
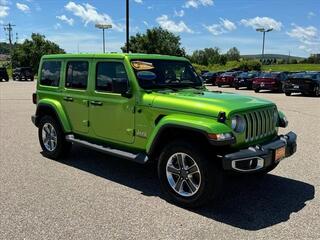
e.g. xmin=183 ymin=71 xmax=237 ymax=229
xmin=275 ymin=146 xmax=286 ymax=162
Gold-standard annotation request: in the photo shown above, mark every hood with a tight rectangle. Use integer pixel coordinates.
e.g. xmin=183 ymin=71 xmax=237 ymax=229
xmin=145 ymin=89 xmax=274 ymax=118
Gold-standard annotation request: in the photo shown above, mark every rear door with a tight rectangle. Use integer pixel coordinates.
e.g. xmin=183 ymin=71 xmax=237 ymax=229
xmin=88 ymin=60 xmax=135 ymax=144
xmin=62 ymin=60 xmax=90 ymax=134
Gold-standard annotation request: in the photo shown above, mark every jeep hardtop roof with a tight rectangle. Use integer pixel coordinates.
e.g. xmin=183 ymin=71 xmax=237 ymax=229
xmin=41 ymin=53 xmax=188 ymax=62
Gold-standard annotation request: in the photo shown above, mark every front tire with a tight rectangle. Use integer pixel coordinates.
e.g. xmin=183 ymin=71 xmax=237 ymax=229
xmin=254 ymin=88 xmax=260 ymax=93
xmin=38 ymin=115 xmax=72 ymax=159
xmin=285 ymin=92 xmax=291 ymax=96
xmin=157 ymin=140 xmax=223 ymax=208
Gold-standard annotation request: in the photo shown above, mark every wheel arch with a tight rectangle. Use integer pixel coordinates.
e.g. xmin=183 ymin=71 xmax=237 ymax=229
xmin=35 ymin=100 xmax=71 ymax=133
xmin=146 ymin=114 xmax=231 ymax=160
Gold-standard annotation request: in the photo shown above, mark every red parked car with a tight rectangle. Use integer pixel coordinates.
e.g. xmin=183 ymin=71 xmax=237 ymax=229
xmin=216 ymin=72 xmax=241 ymax=87
xmin=252 ymin=72 xmax=288 ymax=93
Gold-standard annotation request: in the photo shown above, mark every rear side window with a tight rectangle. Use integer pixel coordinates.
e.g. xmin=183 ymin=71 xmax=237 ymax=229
xmin=96 ymin=62 xmax=128 ymax=92
xmin=40 ymin=61 xmax=61 ymax=86
xmin=66 ymin=61 xmax=89 ymax=90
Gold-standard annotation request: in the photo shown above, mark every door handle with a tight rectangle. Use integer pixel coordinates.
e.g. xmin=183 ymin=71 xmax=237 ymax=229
xmin=63 ymin=96 xmax=74 ymax=102
xmin=90 ymin=101 xmax=103 ymax=106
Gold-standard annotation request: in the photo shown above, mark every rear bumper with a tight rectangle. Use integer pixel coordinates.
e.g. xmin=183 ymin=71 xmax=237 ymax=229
xmin=221 ymin=131 xmax=297 ymax=173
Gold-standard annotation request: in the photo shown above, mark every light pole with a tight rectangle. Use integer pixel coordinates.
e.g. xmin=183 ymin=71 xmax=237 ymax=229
xmin=126 ymin=0 xmax=129 ymax=53
xmin=256 ymin=28 xmax=273 ymax=64
xmin=95 ymin=23 xmax=112 ymax=53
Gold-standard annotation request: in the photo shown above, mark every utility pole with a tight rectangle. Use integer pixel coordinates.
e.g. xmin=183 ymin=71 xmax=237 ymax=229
xmin=3 ymin=23 xmax=16 ymax=46
xmin=126 ymin=0 xmax=129 ymax=53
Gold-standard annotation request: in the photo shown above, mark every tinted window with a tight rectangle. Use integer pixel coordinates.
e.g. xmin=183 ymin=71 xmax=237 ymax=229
xmin=132 ymin=60 xmax=201 ymax=89
xmin=96 ymin=62 xmax=128 ymax=92
xmin=40 ymin=61 xmax=61 ymax=86
xmin=66 ymin=61 xmax=88 ymax=89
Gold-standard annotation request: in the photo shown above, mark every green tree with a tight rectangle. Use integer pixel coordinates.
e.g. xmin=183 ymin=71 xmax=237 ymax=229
xmin=121 ymin=27 xmax=186 ymax=56
xmin=12 ymin=33 xmax=65 ymax=73
xmin=226 ymin=47 xmax=240 ymax=61
xmin=190 ymin=47 xmax=221 ymax=65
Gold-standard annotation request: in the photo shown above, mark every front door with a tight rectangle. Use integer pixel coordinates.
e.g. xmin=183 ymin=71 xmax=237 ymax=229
xmin=62 ymin=60 xmax=90 ymax=134
xmin=89 ymin=60 xmax=135 ymax=144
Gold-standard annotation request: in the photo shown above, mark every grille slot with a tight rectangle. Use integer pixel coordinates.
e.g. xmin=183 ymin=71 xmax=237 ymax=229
xmin=243 ymin=108 xmax=276 ymax=142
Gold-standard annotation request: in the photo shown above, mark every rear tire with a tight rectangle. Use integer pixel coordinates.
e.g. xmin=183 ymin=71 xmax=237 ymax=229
xmin=285 ymin=92 xmax=291 ymax=96
xmin=254 ymin=89 xmax=260 ymax=93
xmin=38 ymin=115 xmax=72 ymax=160
xmin=157 ymin=140 xmax=223 ymax=208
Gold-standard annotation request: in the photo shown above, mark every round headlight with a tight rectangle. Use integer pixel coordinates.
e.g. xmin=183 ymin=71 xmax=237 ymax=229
xmin=231 ymin=115 xmax=246 ymax=133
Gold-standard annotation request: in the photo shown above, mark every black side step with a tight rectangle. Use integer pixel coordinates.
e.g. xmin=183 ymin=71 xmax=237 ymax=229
xmin=65 ymin=135 xmax=148 ymax=164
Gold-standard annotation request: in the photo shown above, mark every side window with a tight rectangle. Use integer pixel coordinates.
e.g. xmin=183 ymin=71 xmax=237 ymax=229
xmin=40 ymin=61 xmax=61 ymax=86
xmin=66 ymin=61 xmax=88 ymax=90
xmin=96 ymin=62 xmax=128 ymax=92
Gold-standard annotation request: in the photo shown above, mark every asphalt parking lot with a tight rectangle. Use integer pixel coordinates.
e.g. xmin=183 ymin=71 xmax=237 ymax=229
xmin=0 ymin=81 xmax=319 ymax=239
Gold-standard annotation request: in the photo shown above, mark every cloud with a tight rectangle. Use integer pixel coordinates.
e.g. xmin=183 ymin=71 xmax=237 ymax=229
xmin=240 ymin=17 xmax=282 ymax=31
xmin=220 ymin=18 xmax=236 ymax=31
xmin=0 ymin=5 xmax=9 ymax=18
xmin=54 ymin=23 xmax=62 ymax=30
xmin=65 ymin=1 xmax=123 ymax=31
xmin=134 ymin=0 xmax=143 ymax=3
xmin=184 ymin=0 xmax=214 ymax=8
xmin=174 ymin=9 xmax=185 ymax=17
xmin=56 ymin=15 xmax=74 ymax=26
xmin=16 ymin=3 xmax=30 ymax=13
xmin=204 ymin=18 xmax=236 ymax=35
xmin=0 ymin=0 xmax=10 ymax=5
xmin=287 ymin=24 xmax=319 ymax=53
xmin=143 ymin=21 xmax=148 ymax=27
xmin=156 ymin=15 xmax=193 ymax=33
xmin=307 ymin=11 xmax=315 ymax=19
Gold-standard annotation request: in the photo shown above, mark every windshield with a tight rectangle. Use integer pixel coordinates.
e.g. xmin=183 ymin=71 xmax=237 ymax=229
xmin=292 ymin=73 xmax=317 ymax=79
xmin=238 ymin=72 xmax=256 ymax=78
xmin=221 ymin=72 xmax=234 ymax=77
xmin=261 ymin=72 xmax=279 ymax=78
xmin=132 ymin=59 xmax=202 ymax=89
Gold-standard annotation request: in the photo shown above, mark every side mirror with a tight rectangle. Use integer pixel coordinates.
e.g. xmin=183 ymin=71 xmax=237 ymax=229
xmin=112 ymin=78 xmax=132 ymax=98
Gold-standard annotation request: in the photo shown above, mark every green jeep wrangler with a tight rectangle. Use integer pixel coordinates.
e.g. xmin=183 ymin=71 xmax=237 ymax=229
xmin=32 ymin=53 xmax=297 ymax=207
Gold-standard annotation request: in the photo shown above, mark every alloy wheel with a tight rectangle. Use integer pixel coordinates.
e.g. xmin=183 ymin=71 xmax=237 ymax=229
xmin=166 ymin=152 xmax=201 ymax=197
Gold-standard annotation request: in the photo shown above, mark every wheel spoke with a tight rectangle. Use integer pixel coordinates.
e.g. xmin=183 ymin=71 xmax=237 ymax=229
xmin=167 ymin=165 xmax=180 ymax=175
xmin=174 ymin=177 xmax=183 ymax=192
xmin=176 ymin=154 xmax=184 ymax=169
xmin=187 ymin=164 xmax=199 ymax=175
xmin=185 ymin=178 xmax=197 ymax=193
xmin=43 ymin=136 xmax=49 ymax=145
xmin=44 ymin=125 xmax=50 ymax=134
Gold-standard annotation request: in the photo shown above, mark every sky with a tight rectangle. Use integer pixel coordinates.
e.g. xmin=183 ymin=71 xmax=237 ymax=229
xmin=1 ymin=0 xmax=319 ymax=57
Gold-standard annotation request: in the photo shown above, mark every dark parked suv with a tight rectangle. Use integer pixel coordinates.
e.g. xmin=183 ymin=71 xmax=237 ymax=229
xmin=252 ymin=72 xmax=288 ymax=93
xmin=283 ymin=72 xmax=320 ymax=97
xmin=13 ymin=67 xmax=34 ymax=81
xmin=0 ymin=67 xmax=9 ymax=82
xmin=202 ymin=71 xmax=222 ymax=85
xmin=234 ymin=71 xmax=260 ymax=90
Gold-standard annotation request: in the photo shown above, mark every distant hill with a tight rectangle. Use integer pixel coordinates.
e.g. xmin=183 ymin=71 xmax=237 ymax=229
xmin=241 ymin=54 xmax=305 ymax=61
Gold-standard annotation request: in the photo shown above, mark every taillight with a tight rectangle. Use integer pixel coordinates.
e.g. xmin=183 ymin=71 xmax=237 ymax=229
xmin=32 ymin=93 xmax=37 ymax=104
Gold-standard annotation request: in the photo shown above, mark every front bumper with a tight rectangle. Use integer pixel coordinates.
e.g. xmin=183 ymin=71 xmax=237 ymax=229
xmin=221 ymin=131 xmax=297 ymax=173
